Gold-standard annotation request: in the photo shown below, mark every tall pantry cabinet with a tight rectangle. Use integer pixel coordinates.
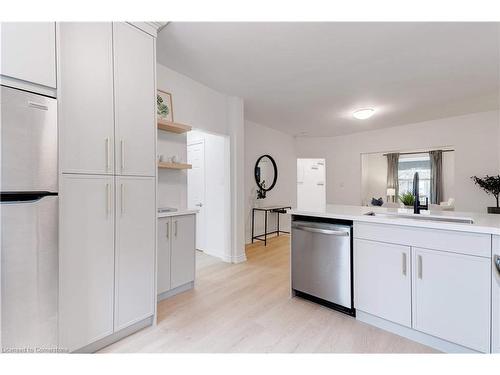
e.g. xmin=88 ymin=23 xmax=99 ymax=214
xmin=58 ymin=22 xmax=157 ymax=352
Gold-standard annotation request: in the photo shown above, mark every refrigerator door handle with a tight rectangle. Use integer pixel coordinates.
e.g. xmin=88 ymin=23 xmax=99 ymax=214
xmin=28 ymin=101 xmax=49 ymax=111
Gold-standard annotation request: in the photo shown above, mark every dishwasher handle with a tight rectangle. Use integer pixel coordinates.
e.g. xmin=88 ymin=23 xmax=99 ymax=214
xmin=293 ymin=225 xmax=349 ymax=236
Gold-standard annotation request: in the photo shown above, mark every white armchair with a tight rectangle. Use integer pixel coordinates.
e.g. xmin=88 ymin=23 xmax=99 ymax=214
xmin=439 ymin=198 xmax=455 ymax=211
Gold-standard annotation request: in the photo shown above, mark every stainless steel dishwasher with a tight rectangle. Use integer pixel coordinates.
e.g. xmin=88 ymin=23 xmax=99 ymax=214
xmin=291 ymin=218 xmax=355 ymax=316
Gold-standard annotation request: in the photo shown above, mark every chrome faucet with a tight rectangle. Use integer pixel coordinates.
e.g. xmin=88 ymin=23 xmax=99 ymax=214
xmin=412 ymin=172 xmax=420 ymax=214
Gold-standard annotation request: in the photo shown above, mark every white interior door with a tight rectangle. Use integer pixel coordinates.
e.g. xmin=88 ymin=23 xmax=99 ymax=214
xmin=187 ymin=141 xmax=206 ymax=251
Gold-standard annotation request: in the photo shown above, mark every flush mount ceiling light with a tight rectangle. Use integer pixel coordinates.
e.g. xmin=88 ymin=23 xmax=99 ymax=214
xmin=353 ymin=108 xmax=375 ymax=120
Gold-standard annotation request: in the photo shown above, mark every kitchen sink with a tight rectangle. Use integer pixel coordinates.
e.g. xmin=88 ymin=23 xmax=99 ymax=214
xmin=364 ymin=211 xmax=474 ymax=224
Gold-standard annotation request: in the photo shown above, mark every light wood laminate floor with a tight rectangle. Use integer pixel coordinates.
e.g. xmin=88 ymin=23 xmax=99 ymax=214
xmin=101 ymin=235 xmax=436 ymax=353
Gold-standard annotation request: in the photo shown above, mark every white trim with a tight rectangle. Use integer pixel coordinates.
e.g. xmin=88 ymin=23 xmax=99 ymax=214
xmin=1 ymin=75 xmax=56 ymax=97
xmin=73 ymin=316 xmax=153 ymax=353
xmin=356 ymin=310 xmax=481 ymax=353
xmin=126 ymin=22 xmax=158 ymax=38
xmin=157 ymin=281 xmax=194 ymax=302
xmin=220 ymin=252 xmax=247 ymax=264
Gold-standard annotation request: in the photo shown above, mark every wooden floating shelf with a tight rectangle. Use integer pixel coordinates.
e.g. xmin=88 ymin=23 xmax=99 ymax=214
xmin=157 ymin=119 xmax=192 ymax=134
xmin=158 ymin=162 xmax=192 ymax=170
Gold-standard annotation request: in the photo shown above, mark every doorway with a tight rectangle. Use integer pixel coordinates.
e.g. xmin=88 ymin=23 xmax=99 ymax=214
xmin=187 ymin=130 xmax=231 ymax=264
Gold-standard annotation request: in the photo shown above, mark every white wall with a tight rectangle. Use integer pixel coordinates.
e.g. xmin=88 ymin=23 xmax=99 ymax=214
xmin=157 ymin=63 xmax=246 ymax=262
xmin=245 ymin=120 xmax=296 ymax=244
xmin=361 ymin=153 xmax=387 ymax=205
xmin=296 ymin=111 xmax=500 ymax=213
xmin=187 ymin=130 xmax=230 ymax=260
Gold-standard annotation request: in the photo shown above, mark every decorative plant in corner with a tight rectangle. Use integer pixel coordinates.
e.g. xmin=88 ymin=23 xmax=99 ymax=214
xmin=471 ymin=175 xmax=500 ymax=214
xmin=399 ymin=191 xmax=415 ymax=207
xmin=157 ymin=94 xmax=169 ymax=119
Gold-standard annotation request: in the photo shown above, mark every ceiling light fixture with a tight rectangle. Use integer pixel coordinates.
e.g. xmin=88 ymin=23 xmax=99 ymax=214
xmin=353 ymin=108 xmax=375 ymax=120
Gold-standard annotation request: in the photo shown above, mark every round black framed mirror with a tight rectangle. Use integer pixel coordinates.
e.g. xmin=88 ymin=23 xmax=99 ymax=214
xmin=255 ymin=155 xmax=277 ymax=199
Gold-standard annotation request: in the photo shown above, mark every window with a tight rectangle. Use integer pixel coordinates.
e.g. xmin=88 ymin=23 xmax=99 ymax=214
xmin=398 ymin=154 xmax=431 ymax=200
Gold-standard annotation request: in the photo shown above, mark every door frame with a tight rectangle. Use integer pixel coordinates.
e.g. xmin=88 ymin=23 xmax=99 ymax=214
xmin=187 ymin=130 xmax=232 ymax=262
xmin=187 ymin=139 xmax=206 ymax=252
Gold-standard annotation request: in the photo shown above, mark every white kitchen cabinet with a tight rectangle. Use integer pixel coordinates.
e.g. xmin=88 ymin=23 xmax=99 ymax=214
xmin=354 ymin=239 xmax=411 ymax=327
xmin=157 ymin=217 xmax=172 ymax=294
xmin=412 ymin=247 xmax=491 ymax=353
xmin=58 ymin=22 xmax=155 ymax=177
xmin=113 ymin=22 xmax=156 ymax=177
xmin=114 ymin=176 xmax=156 ymax=331
xmin=492 ymin=236 xmax=500 ymax=353
xmin=171 ymin=215 xmax=196 ymax=289
xmin=58 ymin=22 xmax=115 ymax=175
xmin=1 ymin=22 xmax=56 ymax=88
xmin=59 ymin=174 xmax=115 ymax=352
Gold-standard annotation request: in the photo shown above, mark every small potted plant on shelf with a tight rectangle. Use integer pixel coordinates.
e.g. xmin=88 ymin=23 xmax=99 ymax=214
xmin=399 ymin=191 xmax=415 ymax=208
xmin=471 ymin=175 xmax=500 ymax=214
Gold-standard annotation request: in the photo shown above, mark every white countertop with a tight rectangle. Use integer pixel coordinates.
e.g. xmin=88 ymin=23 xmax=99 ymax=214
xmin=289 ymin=204 xmax=500 ymax=235
xmin=158 ymin=209 xmax=198 ymax=218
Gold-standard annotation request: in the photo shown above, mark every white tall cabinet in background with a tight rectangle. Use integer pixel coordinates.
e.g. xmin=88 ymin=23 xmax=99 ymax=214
xmin=58 ymin=22 xmax=157 ymax=352
xmin=297 ymin=158 xmax=326 ymax=211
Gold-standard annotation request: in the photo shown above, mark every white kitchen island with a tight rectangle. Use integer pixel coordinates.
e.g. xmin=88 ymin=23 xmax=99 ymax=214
xmin=289 ymin=205 xmax=500 ymax=353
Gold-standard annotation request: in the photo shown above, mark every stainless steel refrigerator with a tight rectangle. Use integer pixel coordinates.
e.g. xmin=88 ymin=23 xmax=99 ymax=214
xmin=1 ymin=85 xmax=58 ymax=351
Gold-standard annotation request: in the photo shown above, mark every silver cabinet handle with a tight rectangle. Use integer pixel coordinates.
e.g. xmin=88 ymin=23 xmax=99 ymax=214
xmin=402 ymin=252 xmax=407 ymax=276
xmin=174 ymin=220 xmax=178 ymax=237
xmin=105 ymin=137 xmax=110 ymax=172
xmin=120 ymin=183 xmax=125 ymax=215
xmin=105 ymin=183 xmax=111 ymax=217
xmin=418 ymin=255 xmax=423 ymax=279
xmin=195 ymin=203 xmax=203 ymax=207
xmin=120 ymin=139 xmax=125 ymax=173
xmin=166 ymin=222 xmax=169 ymax=239
xmin=495 ymin=255 xmax=500 ymax=274
xmin=294 ymin=225 xmax=349 ymax=236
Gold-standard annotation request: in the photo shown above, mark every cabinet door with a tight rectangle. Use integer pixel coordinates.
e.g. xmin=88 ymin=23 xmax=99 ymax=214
xmin=1 ymin=22 xmax=56 ymax=88
xmin=115 ymin=176 xmax=155 ymax=330
xmin=59 ymin=174 xmax=115 ymax=352
xmin=157 ymin=218 xmax=172 ymax=295
xmin=412 ymin=247 xmax=490 ymax=352
xmin=113 ymin=22 xmax=156 ymax=177
xmin=492 ymin=237 xmax=500 ymax=353
xmin=171 ymin=214 xmax=196 ymax=289
xmin=354 ymin=239 xmax=411 ymax=327
xmin=59 ymin=22 xmax=115 ymax=175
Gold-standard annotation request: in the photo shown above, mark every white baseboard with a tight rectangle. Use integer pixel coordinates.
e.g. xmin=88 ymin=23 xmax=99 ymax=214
xmin=356 ymin=310 xmax=481 ymax=353
xmin=220 ymin=252 xmax=247 ymax=264
xmin=74 ymin=316 xmax=153 ymax=353
xmin=157 ymin=281 xmax=194 ymax=302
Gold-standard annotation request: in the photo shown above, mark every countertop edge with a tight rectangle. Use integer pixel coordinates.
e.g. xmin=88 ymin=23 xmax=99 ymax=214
xmin=158 ymin=209 xmax=198 ymax=218
xmin=289 ymin=209 xmax=500 ymax=236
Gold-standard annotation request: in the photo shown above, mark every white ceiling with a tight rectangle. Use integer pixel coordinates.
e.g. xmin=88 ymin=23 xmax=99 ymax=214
xmin=156 ymin=22 xmax=499 ymax=137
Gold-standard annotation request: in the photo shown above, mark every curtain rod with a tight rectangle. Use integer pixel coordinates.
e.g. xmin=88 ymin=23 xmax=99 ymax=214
xmin=383 ymin=149 xmax=455 ymax=156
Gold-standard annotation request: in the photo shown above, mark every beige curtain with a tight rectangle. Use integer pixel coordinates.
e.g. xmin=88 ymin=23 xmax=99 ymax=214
xmin=429 ymin=150 xmax=443 ymax=204
xmin=386 ymin=153 xmax=400 ymax=202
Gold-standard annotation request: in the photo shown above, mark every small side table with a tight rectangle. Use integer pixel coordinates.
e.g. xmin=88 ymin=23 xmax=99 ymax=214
xmin=251 ymin=205 xmax=292 ymax=246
